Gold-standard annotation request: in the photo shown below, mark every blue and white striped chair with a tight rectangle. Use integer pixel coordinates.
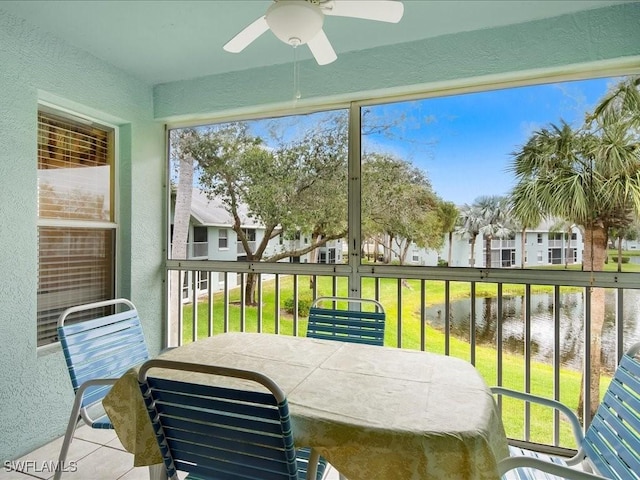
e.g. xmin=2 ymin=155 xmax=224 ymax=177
xmin=306 ymin=296 xmax=385 ymax=480
xmin=306 ymin=296 xmax=386 ymax=346
xmin=493 ymin=342 xmax=640 ymax=480
xmin=55 ymin=298 xmax=149 ymax=479
xmin=138 ymin=359 xmax=329 ymax=480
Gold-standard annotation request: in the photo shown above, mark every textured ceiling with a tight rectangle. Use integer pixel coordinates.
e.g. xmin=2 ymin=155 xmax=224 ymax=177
xmin=0 ymin=0 xmax=630 ymax=85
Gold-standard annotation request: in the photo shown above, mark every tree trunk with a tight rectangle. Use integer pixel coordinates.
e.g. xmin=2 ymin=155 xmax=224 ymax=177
xmin=484 ymin=235 xmax=492 ymax=268
xmin=617 ymin=236 xmax=623 ymax=272
xmin=309 ymin=232 xmax=321 ymax=290
xmin=244 ymin=273 xmax=257 ymax=306
xmin=169 ymin=150 xmax=194 ymax=347
xmin=577 ymin=225 xmax=608 ymax=422
xmin=447 ymin=231 xmax=453 ymax=266
xmin=469 ymin=234 xmax=476 ymax=267
xmin=385 ymin=234 xmax=393 ymax=264
xmin=520 ymin=228 xmax=526 ymax=269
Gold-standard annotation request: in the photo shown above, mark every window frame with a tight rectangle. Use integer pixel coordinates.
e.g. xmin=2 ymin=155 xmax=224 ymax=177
xmin=218 ymin=228 xmax=228 ymax=249
xmin=36 ymin=103 xmax=118 ymax=350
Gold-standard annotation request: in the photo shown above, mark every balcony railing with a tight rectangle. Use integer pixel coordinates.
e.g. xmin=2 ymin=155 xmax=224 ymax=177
xmin=237 ymin=240 xmax=257 ymax=256
xmin=165 ymin=259 xmax=639 ymax=457
xmin=490 ymin=239 xmax=516 ymax=248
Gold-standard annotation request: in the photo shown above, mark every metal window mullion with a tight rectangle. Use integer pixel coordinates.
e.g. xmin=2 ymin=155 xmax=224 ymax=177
xmin=553 ymin=285 xmax=561 ymax=446
xmin=496 ymin=283 xmax=503 ymax=412
xmin=397 ymin=278 xmax=402 ymax=348
xmin=470 ymin=281 xmax=476 ymax=365
xmin=257 ymin=274 xmax=263 ymax=333
xmin=616 ymin=288 xmax=624 ymax=363
xmin=240 ymin=273 xmax=245 ymax=332
xmin=293 ymin=274 xmax=299 ymax=337
xmin=445 ymin=280 xmax=451 ymax=356
xmin=347 ymin=102 xmax=361 ymax=300
xmin=223 ymin=272 xmax=229 ymax=333
xmin=583 ymin=286 xmax=592 ymax=429
xmin=177 ymin=270 xmax=184 ymax=347
xmin=207 ymin=272 xmax=214 ymax=338
xmin=191 ymin=270 xmax=198 ymax=343
xmin=524 ymin=283 xmax=532 ymax=441
xmin=311 ymin=274 xmax=318 ymax=300
xmin=420 ymin=279 xmax=426 ymax=351
xmin=274 ymin=274 xmax=281 ymax=335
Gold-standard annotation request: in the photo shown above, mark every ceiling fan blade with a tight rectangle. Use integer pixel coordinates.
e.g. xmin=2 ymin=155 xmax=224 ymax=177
xmin=323 ymin=0 xmax=404 ymax=23
xmin=223 ymin=16 xmax=269 ymax=53
xmin=307 ymin=29 xmax=337 ymax=65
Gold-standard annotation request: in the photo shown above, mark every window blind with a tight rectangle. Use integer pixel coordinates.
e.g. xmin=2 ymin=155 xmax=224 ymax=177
xmin=37 ymin=110 xmax=115 ymax=347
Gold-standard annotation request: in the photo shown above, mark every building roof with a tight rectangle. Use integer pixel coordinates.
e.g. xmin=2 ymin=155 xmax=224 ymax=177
xmin=190 ymin=190 xmax=262 ymax=228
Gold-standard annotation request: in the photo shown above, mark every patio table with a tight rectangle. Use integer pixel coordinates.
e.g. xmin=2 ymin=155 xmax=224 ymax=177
xmin=103 ymin=332 xmax=509 ymax=480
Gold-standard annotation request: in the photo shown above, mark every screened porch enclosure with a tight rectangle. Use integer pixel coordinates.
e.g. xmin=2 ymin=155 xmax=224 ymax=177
xmin=165 ymin=74 xmax=640 ymax=457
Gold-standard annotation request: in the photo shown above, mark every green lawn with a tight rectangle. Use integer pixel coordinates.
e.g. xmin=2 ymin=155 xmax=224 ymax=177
xmin=182 ymin=275 xmax=609 ymax=449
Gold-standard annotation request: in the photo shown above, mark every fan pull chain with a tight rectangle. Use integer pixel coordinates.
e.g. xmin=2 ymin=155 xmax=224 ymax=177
xmin=293 ymin=45 xmax=301 ymax=101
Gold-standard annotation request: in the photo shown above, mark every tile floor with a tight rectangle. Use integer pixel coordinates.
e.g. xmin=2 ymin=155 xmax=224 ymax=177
xmin=2 ymin=426 xmax=340 ymax=480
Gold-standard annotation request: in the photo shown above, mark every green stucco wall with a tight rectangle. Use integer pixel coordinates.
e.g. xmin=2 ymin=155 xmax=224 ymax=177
xmin=0 ymin=9 xmax=165 ymax=460
xmin=154 ymin=3 xmax=640 ymax=121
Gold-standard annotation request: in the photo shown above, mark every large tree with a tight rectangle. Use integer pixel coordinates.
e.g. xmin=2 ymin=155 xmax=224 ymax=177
xmin=361 ymin=152 xmax=443 ymax=265
xmin=179 ymin=118 xmax=348 ymax=304
xmin=509 ymin=78 xmax=640 ymax=418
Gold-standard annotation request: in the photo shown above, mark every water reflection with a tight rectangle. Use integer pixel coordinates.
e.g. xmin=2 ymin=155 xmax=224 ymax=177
xmin=424 ymin=290 xmax=640 ymax=371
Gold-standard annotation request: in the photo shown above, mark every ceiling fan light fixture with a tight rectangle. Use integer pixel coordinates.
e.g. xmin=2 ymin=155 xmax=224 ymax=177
xmin=266 ymin=0 xmax=324 ymax=46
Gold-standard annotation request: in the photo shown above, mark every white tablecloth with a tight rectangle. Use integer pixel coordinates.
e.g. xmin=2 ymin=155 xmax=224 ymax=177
xmin=104 ymin=332 xmax=509 ymax=480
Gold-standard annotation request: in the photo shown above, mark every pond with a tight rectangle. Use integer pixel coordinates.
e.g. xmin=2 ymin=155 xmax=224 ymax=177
xmin=424 ymin=290 xmax=640 ymax=371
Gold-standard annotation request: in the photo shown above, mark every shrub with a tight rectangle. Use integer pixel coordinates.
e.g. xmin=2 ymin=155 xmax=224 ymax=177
xmin=283 ymin=296 xmax=312 ymax=317
xmin=611 ymin=256 xmax=630 ymax=263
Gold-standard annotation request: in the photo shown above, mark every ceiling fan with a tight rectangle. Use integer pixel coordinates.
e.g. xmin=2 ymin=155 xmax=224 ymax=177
xmin=223 ymin=0 xmax=404 ymax=66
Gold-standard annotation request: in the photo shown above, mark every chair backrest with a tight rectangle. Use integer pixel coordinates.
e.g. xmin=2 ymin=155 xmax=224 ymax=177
xmin=307 ymin=296 xmax=386 ymax=346
xmin=58 ymin=298 xmax=149 ymax=410
xmin=138 ymin=359 xmax=299 ymax=480
xmin=583 ymin=342 xmax=640 ymax=478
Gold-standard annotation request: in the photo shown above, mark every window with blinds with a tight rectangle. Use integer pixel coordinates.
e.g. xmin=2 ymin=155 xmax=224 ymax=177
xmin=37 ymin=110 xmax=116 ymax=347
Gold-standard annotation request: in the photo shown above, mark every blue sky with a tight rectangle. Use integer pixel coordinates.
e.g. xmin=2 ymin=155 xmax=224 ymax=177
xmin=364 ymin=76 xmax=618 ymax=205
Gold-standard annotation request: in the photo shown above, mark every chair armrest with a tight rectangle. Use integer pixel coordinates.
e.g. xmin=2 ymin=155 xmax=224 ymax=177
xmin=75 ymin=378 xmax=119 ymax=425
xmin=491 ymin=386 xmax=585 ymax=449
xmin=499 ymin=456 xmax=607 ymax=480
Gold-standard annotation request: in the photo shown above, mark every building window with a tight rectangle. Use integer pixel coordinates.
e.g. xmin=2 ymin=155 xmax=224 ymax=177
xmin=537 ymin=233 xmax=543 ymax=244
xmin=243 ymin=228 xmax=256 ymax=242
xmin=537 ymin=250 xmax=543 ymax=263
xmin=192 ymin=226 xmax=208 ymax=257
xmin=37 ymin=109 xmax=115 ymax=347
xmin=219 ymin=228 xmax=228 ymax=249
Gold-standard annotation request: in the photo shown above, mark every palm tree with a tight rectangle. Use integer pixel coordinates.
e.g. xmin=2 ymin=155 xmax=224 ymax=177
xmin=590 ymin=75 xmax=640 ymax=128
xmin=455 ymin=202 xmax=483 ymax=267
xmin=438 ymin=201 xmax=459 ymax=266
xmin=509 ymin=92 xmax=640 ymax=419
xmin=474 ymin=195 xmax=512 ymax=268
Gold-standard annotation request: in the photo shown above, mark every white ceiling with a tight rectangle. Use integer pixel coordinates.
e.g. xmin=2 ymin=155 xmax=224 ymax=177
xmin=0 ymin=0 xmax=630 ymax=85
